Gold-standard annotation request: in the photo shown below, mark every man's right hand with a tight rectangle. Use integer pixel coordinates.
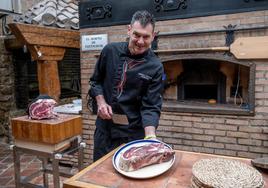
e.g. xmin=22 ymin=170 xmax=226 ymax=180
xmin=95 ymin=95 xmax=113 ymax=119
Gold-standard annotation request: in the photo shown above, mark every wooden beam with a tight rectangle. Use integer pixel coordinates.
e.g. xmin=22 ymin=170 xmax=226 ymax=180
xmin=4 ymin=36 xmax=24 ymax=50
xmin=154 ymin=36 xmax=268 ymax=59
xmin=28 ymin=46 xmax=65 ymax=101
xmin=28 ymin=45 xmax=66 ymax=61
xmin=37 ymin=60 xmax=61 ymax=101
xmin=8 ymin=23 xmax=80 ymax=48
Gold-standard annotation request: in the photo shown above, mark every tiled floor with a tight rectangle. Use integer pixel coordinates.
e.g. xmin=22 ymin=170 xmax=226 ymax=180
xmin=0 ymin=143 xmax=78 ymax=188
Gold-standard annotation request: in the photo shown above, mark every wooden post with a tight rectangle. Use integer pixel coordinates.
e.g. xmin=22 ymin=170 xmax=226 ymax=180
xmin=8 ymin=23 xmax=79 ymax=101
xmin=37 ymin=60 xmax=61 ymax=100
xmin=28 ymin=45 xmax=66 ymax=101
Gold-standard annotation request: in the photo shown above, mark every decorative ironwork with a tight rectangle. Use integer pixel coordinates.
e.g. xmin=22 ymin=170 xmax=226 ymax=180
xmin=86 ymin=4 xmax=112 ymax=20
xmin=80 ymin=0 xmax=268 ymax=28
xmin=224 ymin=24 xmax=237 ymax=46
xmin=154 ymin=0 xmax=187 ymax=12
xmin=244 ymin=0 xmax=267 ymax=2
xmin=151 ymin=31 xmax=160 ymax=50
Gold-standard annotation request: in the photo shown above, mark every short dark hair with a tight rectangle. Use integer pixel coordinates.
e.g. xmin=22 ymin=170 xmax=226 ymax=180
xmin=131 ymin=10 xmax=155 ymax=31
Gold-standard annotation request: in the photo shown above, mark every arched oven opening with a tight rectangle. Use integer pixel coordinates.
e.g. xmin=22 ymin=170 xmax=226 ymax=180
xmin=162 ymin=56 xmax=253 ymax=115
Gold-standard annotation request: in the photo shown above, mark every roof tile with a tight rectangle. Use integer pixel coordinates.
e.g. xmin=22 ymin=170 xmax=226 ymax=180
xmin=13 ymin=0 xmax=79 ymax=30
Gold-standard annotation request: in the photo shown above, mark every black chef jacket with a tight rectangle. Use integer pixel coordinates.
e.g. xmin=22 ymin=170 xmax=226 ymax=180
xmin=90 ymin=42 xmax=163 ymax=139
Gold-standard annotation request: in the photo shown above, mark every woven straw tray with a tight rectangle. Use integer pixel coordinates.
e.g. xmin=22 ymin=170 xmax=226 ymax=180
xmin=191 ymin=158 xmax=264 ymax=188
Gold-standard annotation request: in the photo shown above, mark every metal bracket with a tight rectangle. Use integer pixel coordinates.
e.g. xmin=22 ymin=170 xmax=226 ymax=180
xmin=154 ymin=0 xmax=188 ymax=12
xmin=151 ymin=31 xmax=160 ymax=50
xmin=223 ymin=24 xmax=237 ymax=57
xmin=80 ymin=142 xmax=86 ymax=148
xmin=86 ymin=4 xmax=112 ymax=20
xmin=54 ymin=153 xmax=62 ymax=159
xmin=10 ymin=144 xmax=15 ymax=150
xmin=224 ymin=24 xmax=237 ymax=46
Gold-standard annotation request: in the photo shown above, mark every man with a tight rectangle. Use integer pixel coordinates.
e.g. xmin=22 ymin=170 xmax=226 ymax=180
xmin=89 ymin=10 xmax=163 ymax=161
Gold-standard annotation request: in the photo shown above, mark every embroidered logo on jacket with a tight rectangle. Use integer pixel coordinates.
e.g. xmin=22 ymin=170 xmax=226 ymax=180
xmin=117 ymin=57 xmax=145 ymax=98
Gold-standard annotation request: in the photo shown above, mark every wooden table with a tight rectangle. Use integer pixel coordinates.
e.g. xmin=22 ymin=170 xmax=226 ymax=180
xmin=11 ymin=114 xmax=82 ymax=144
xmin=11 ymin=114 xmax=84 ymax=188
xmin=63 ymin=149 xmax=268 ymax=188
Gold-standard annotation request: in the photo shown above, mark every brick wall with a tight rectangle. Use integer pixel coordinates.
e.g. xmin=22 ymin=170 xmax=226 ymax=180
xmin=80 ymin=10 xmax=268 ymax=163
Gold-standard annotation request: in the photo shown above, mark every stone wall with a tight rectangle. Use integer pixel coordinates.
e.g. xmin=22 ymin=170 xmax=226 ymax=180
xmin=0 ymin=0 xmax=43 ymax=143
xmin=0 ymin=37 xmax=15 ymax=142
xmin=80 ymin=10 xmax=268 ymax=163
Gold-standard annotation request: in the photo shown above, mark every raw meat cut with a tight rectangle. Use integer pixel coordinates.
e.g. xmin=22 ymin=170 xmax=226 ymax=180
xmin=119 ymin=142 xmax=175 ymax=172
xmin=28 ymin=99 xmax=58 ymax=120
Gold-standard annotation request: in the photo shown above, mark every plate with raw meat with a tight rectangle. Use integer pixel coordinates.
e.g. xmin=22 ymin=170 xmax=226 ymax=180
xmin=112 ymin=139 xmax=175 ymax=179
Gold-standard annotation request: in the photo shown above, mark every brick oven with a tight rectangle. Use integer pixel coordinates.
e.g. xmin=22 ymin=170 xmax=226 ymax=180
xmin=163 ymin=58 xmax=250 ymax=108
xmin=159 ymin=50 xmax=254 ymax=116
xmin=79 ymin=1 xmax=268 ymax=163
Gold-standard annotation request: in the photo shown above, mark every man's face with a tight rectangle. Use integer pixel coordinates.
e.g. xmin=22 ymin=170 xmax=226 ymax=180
xmin=128 ymin=21 xmax=155 ymax=55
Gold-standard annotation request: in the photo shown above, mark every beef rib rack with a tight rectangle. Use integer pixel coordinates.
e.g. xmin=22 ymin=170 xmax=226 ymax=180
xmin=119 ymin=142 xmax=175 ymax=172
xmin=28 ymin=99 xmax=58 ymax=120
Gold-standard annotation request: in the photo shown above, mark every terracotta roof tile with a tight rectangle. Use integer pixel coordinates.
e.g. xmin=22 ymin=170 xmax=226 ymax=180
xmin=13 ymin=0 xmax=79 ymax=30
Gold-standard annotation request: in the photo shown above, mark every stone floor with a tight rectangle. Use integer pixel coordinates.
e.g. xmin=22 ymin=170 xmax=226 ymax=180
xmin=0 ymin=142 xmax=78 ymax=188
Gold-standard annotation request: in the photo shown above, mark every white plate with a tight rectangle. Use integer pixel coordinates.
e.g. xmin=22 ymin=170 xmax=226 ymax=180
xmin=112 ymin=139 xmax=175 ymax=179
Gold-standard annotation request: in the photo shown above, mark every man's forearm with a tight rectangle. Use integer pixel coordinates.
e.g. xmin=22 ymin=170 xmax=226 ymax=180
xmin=95 ymin=95 xmax=106 ymax=106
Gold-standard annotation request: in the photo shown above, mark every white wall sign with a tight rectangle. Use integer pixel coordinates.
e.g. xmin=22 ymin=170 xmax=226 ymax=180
xmin=81 ymin=34 xmax=108 ymax=51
